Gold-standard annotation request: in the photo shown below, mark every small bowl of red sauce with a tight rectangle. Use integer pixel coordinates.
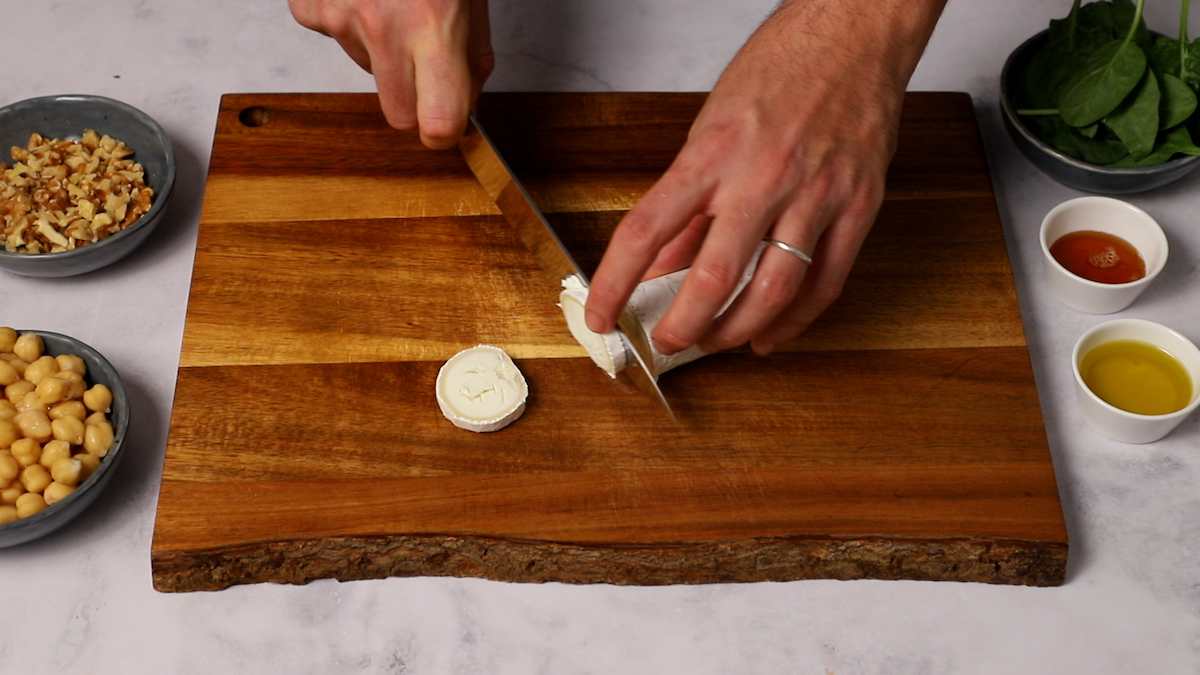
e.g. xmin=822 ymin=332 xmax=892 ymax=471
xmin=1039 ymin=197 xmax=1168 ymax=314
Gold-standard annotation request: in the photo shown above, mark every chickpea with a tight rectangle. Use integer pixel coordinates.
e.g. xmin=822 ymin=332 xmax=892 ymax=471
xmin=15 ymin=492 xmax=45 ymax=518
xmin=0 ymin=354 xmax=29 ymax=376
xmin=0 ymin=360 xmax=18 ymax=386
xmin=76 ymin=453 xmax=100 ymax=481
xmin=39 ymin=440 xmax=71 ymax=469
xmin=5 ymin=380 xmax=34 ymax=405
xmin=50 ymin=417 xmax=85 ymax=445
xmin=0 ymin=419 xmax=17 ymax=447
xmin=50 ymin=457 xmax=82 ymax=487
xmin=14 ymin=410 xmax=52 ymax=443
xmin=84 ymin=421 xmax=114 ymax=456
xmin=0 ymin=505 xmax=16 ymax=525
xmin=22 ymin=355 xmax=59 ymax=386
xmin=85 ymin=411 xmax=107 ymax=426
xmin=0 ymin=481 xmax=23 ymax=505
xmin=43 ymin=481 xmax=74 ymax=505
xmin=0 ymin=453 xmax=17 ymax=483
xmin=16 ymin=391 xmax=45 ymax=414
xmin=83 ymin=384 xmax=113 ymax=413
xmin=12 ymin=333 xmax=44 ymax=363
xmin=0 ymin=400 xmax=15 ymax=421
xmin=55 ymin=370 xmax=86 ymax=399
xmin=20 ymin=464 xmax=51 ymax=494
xmin=9 ymin=438 xmax=41 ymax=467
xmin=49 ymin=400 xmax=87 ymax=421
xmin=55 ymin=354 xmax=86 ymax=376
xmin=35 ymin=376 xmax=69 ymax=405
xmin=0 ymin=327 xmax=16 ymax=353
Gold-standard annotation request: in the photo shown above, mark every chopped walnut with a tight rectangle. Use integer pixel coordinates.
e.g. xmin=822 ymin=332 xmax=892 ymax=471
xmin=0 ymin=130 xmax=154 ymax=254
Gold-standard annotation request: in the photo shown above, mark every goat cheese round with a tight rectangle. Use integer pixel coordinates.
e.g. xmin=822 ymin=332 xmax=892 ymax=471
xmin=558 ymin=244 xmax=766 ymax=378
xmin=436 ymin=345 xmax=528 ymax=432
xmin=559 ymin=276 xmax=629 ymax=378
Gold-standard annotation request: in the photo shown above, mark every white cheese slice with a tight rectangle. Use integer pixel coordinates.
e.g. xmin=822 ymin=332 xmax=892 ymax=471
xmin=559 ymin=276 xmax=629 ymax=378
xmin=559 ymin=244 xmax=765 ymax=378
xmin=436 ymin=344 xmax=528 ymax=432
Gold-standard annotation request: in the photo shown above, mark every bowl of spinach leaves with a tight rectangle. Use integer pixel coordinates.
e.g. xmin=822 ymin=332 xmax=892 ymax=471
xmin=1002 ymin=0 xmax=1200 ymax=193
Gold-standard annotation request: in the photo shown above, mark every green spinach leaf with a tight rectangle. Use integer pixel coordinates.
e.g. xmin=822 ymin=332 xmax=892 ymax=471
xmin=1035 ymin=116 xmax=1131 ymax=164
xmin=1031 ymin=1 xmax=1105 ymax=109
xmin=1059 ymin=0 xmax=1150 ymax=126
xmin=1048 ymin=0 xmax=1083 ymax=47
xmin=1103 ymin=70 xmax=1160 ymax=155
xmin=1148 ymin=35 xmax=1182 ymax=75
xmin=1186 ymin=38 xmax=1200 ymax=88
xmin=1107 ymin=0 xmax=1152 ymax=45
xmin=1109 ymin=125 xmax=1200 ymax=165
xmin=1060 ymin=39 xmax=1148 ymax=126
xmin=1022 ymin=42 xmax=1078 ymax=108
xmin=1069 ymin=0 xmax=1151 ymax=44
xmin=1176 ymin=0 xmax=1200 ymax=88
xmin=1159 ymin=71 xmax=1198 ymax=128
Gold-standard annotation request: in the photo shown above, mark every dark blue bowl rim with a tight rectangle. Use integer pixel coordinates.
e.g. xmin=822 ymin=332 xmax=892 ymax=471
xmin=0 ymin=330 xmax=130 ymax=536
xmin=0 ymin=94 xmax=176 ymax=262
xmin=1000 ymin=29 xmax=1200 ymax=175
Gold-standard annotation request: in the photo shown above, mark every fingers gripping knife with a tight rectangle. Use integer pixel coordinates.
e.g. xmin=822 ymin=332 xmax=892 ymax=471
xmin=458 ymin=115 xmax=675 ymax=418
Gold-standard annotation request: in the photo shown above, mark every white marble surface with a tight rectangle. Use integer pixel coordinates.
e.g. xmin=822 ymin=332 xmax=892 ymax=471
xmin=3 ymin=1 xmax=1199 ymax=672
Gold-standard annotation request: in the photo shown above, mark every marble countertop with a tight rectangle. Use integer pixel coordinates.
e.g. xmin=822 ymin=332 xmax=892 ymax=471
xmin=3 ymin=1 xmax=1199 ymax=672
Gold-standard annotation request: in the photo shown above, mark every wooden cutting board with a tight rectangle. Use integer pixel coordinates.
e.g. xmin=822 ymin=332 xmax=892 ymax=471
xmin=151 ymin=92 xmax=1068 ymax=592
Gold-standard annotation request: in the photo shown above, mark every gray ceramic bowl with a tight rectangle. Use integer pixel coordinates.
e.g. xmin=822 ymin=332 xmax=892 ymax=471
xmin=1001 ymin=30 xmax=1200 ymax=194
xmin=0 ymin=331 xmax=129 ymax=548
xmin=0 ymin=95 xmax=175 ymax=277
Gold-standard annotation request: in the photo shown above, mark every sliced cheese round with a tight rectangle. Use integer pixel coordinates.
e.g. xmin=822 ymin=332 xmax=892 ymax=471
xmin=436 ymin=344 xmax=528 ymax=432
xmin=557 ymin=244 xmax=766 ymax=379
xmin=559 ymin=276 xmax=629 ymax=378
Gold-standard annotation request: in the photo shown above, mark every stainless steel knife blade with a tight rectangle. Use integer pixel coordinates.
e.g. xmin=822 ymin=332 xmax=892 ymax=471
xmin=459 ymin=115 xmax=674 ymax=418
xmin=459 ymin=116 xmax=584 ymax=284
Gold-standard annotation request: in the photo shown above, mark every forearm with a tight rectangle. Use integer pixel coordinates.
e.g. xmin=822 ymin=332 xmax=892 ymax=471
xmin=765 ymin=0 xmax=947 ymax=90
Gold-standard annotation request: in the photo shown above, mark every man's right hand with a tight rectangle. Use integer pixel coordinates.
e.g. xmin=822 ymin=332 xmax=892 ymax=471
xmin=289 ymin=0 xmax=493 ymax=149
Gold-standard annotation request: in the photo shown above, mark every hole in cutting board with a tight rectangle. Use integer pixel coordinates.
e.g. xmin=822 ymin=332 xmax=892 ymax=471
xmin=238 ymin=106 xmax=271 ymax=128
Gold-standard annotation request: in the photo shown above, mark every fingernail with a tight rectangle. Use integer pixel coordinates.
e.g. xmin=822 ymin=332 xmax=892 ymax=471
xmin=585 ymin=309 xmax=607 ymax=333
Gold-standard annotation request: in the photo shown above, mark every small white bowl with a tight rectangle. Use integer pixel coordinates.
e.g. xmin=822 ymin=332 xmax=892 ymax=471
xmin=1072 ymin=319 xmax=1200 ymax=444
xmin=1040 ymin=197 xmax=1168 ymax=314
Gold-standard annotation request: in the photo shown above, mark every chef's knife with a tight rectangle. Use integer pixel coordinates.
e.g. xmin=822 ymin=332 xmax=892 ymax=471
xmin=459 ymin=115 xmax=674 ymax=418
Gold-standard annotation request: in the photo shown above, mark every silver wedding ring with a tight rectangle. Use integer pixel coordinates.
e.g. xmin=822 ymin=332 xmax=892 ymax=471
xmin=763 ymin=238 xmax=813 ymax=265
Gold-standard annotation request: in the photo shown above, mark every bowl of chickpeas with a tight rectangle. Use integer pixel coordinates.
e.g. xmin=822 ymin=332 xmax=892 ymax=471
xmin=0 ymin=326 xmax=128 ymax=547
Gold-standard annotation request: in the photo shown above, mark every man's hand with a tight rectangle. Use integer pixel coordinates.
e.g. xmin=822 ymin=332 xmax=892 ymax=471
xmin=289 ymin=0 xmax=493 ymax=149
xmin=585 ymin=0 xmax=945 ymax=355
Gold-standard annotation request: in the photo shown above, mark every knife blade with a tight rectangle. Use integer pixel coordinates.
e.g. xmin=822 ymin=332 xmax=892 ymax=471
xmin=459 ymin=115 xmax=674 ymax=418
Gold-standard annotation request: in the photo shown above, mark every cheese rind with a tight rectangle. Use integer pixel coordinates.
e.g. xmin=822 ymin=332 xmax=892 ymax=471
xmin=436 ymin=344 xmax=528 ymax=432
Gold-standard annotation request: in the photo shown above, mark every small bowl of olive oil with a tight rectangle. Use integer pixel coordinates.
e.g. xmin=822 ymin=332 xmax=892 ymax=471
xmin=1072 ymin=319 xmax=1200 ymax=444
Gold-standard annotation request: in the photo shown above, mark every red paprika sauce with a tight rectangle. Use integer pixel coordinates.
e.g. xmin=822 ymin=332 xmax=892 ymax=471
xmin=1049 ymin=230 xmax=1146 ymax=284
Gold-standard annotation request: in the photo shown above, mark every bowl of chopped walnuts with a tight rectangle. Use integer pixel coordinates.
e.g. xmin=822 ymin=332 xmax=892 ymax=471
xmin=0 ymin=94 xmax=175 ymax=277
xmin=0 ymin=327 xmax=129 ymax=547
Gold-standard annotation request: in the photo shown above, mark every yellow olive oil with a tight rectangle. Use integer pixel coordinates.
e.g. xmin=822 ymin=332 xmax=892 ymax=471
xmin=1081 ymin=340 xmax=1193 ymax=416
